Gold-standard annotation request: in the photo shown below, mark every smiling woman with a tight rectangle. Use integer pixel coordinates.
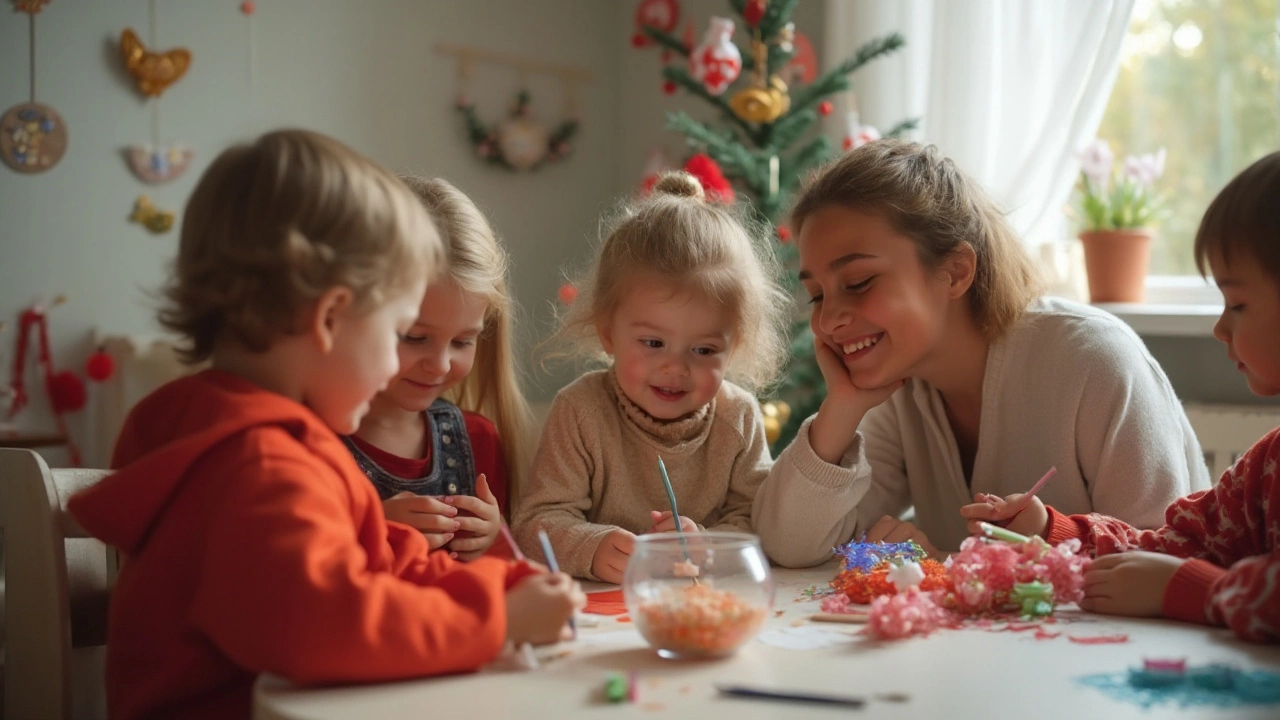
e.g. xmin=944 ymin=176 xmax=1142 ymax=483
xmin=752 ymin=140 xmax=1212 ymax=567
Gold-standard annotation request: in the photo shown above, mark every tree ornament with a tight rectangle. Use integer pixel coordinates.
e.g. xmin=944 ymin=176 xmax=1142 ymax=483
xmin=818 ymin=100 xmax=833 ymax=116
xmin=4 ymin=2 xmax=67 ymax=174
xmin=119 ymin=28 xmax=191 ymax=98
xmin=239 ymin=0 xmax=255 ymax=15
xmin=129 ymin=195 xmax=175 ymax=234
xmin=683 ymin=153 xmax=735 ymax=203
xmin=729 ymin=74 xmax=790 ymax=123
xmin=557 ymin=283 xmax=579 ymax=305
xmin=662 ymin=80 xmax=677 ymax=95
xmin=743 ymin=0 xmax=765 ymax=28
xmin=843 ymin=110 xmax=881 ymax=152
xmin=632 ymin=0 xmax=680 ymax=48
xmin=761 ymin=400 xmax=791 ymax=445
xmin=689 ymin=17 xmax=742 ymax=95
xmin=776 ymin=225 xmax=792 ymax=243
xmin=781 ymin=30 xmax=817 ymax=86
xmin=85 ymin=347 xmax=115 ymax=382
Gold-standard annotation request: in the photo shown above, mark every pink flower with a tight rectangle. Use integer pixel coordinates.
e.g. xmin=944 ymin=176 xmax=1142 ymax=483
xmin=1122 ymin=147 xmax=1167 ymax=187
xmin=1078 ymin=139 xmax=1114 ymax=187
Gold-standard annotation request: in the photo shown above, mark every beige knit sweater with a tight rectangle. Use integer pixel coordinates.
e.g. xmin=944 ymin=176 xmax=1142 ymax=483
xmin=753 ymin=298 xmax=1211 ymax=567
xmin=513 ymin=369 xmax=772 ymax=579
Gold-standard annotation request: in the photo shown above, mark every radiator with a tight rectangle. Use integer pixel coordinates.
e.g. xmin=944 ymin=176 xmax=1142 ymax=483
xmin=1183 ymin=403 xmax=1280 ymax=481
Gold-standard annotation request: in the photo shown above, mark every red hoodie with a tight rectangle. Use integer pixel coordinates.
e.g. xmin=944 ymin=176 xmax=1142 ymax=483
xmin=69 ymin=370 xmax=531 ymax=720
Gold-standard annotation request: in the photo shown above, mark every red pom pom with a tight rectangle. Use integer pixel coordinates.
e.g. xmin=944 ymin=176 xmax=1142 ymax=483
xmin=50 ymin=371 xmax=86 ymax=413
xmin=777 ymin=225 xmax=792 ymax=243
xmin=662 ymin=80 xmax=677 ymax=95
xmin=239 ymin=0 xmax=255 ymax=15
xmin=682 ymin=153 xmax=735 ymax=204
xmin=818 ymin=101 xmax=834 ymax=116
xmin=743 ymin=0 xmax=765 ymax=27
xmin=86 ymin=348 xmax=115 ymax=382
xmin=640 ymin=174 xmax=659 ymax=196
xmin=842 ymin=136 xmax=854 ymax=152
xmin=631 ymin=32 xmax=648 ymax=48
xmin=557 ymin=283 xmax=579 ymax=305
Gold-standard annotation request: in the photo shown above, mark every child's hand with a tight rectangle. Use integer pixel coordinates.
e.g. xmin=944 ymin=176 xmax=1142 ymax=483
xmin=591 ymin=529 xmax=637 ymax=584
xmin=383 ymin=493 xmax=458 ymax=550
xmin=505 ymin=572 xmax=585 ymax=646
xmin=443 ymin=474 xmax=501 ymax=562
xmin=865 ymin=515 xmax=940 ymax=558
xmin=1079 ymin=551 xmax=1185 ymax=618
xmin=808 ymin=337 xmax=905 ymax=464
xmin=646 ymin=510 xmax=698 ymax=535
xmin=960 ymin=492 xmax=1049 ymax=539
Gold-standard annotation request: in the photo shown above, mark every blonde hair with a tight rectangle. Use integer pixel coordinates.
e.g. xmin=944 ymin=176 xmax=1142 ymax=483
xmin=547 ymin=171 xmax=791 ymax=391
xmin=399 ymin=176 xmax=535 ymax=511
xmin=791 ymin=139 xmax=1042 ymax=338
xmin=160 ymin=129 xmax=442 ymax=363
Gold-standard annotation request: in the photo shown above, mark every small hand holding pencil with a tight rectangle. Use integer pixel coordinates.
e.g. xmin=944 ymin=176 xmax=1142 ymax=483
xmin=960 ymin=467 xmax=1057 ymax=539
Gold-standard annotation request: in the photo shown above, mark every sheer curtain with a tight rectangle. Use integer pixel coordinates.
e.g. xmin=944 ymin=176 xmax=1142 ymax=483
xmin=825 ymin=0 xmax=1134 ymax=246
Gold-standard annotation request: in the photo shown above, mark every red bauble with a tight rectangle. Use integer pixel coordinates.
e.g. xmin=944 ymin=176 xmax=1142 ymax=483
xmin=777 ymin=225 xmax=792 ymax=243
xmin=743 ymin=0 xmax=765 ymax=27
xmin=683 ymin=153 xmax=735 ymax=204
xmin=662 ymin=80 xmax=677 ymax=95
xmin=557 ymin=283 xmax=579 ymax=305
xmin=631 ymin=32 xmax=647 ymax=48
xmin=842 ymin=136 xmax=854 ymax=152
xmin=86 ymin=348 xmax=116 ymax=382
xmin=50 ymin=370 xmax=86 ymax=413
xmin=240 ymin=0 xmax=255 ymax=15
xmin=818 ymin=101 xmax=834 ymax=116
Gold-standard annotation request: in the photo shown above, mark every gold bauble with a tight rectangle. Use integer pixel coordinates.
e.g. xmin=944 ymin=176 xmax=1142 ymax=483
xmin=760 ymin=399 xmax=793 ymax=445
xmin=729 ymin=75 xmax=791 ymax=124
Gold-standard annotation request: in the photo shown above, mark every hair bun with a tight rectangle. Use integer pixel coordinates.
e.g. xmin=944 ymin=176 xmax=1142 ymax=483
xmin=653 ymin=171 xmax=705 ymax=203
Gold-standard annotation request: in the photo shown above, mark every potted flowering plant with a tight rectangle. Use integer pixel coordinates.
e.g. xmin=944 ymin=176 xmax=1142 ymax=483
xmin=1074 ymin=139 xmax=1167 ymax=303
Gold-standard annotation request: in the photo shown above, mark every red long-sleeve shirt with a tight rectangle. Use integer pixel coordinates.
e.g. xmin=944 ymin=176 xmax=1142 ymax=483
xmin=1045 ymin=427 xmax=1280 ymax=643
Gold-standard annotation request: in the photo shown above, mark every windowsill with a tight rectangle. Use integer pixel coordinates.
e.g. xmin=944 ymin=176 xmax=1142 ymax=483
xmin=1092 ymin=302 xmax=1221 ymax=337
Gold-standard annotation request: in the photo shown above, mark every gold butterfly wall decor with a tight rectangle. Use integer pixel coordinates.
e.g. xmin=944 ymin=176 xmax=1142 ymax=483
xmin=119 ymin=28 xmax=191 ymax=98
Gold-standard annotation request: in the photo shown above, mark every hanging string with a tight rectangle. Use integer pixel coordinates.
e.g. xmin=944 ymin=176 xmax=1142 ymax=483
xmin=247 ymin=11 xmax=255 ymax=92
xmin=28 ymin=12 xmax=36 ymax=102
xmin=149 ymin=0 xmax=161 ymax=149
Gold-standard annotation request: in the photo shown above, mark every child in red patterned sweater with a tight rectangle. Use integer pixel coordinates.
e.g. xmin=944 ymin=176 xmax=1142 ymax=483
xmin=962 ymin=151 xmax=1280 ymax=644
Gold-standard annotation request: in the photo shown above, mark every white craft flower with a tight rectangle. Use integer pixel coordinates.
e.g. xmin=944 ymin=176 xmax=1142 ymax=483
xmin=886 ymin=560 xmax=926 ymax=591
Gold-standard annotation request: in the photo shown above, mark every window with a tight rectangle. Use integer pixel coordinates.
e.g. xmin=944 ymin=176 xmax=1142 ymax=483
xmin=1097 ymin=0 xmax=1280 ymax=276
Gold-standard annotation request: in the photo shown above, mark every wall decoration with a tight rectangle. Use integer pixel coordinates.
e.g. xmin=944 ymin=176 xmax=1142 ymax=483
xmin=129 ymin=195 xmax=175 ymax=234
xmin=6 ymin=296 xmax=85 ymax=465
xmin=120 ymin=1 xmax=194 ymax=185
xmin=2 ymin=0 xmax=67 ymax=174
xmin=437 ymin=44 xmax=590 ymax=173
xmin=240 ymin=1 xmax=257 ymax=90
xmin=631 ymin=0 xmax=680 ymax=47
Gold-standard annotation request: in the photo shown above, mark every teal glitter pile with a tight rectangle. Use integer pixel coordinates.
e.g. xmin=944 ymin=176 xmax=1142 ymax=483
xmin=1077 ymin=664 xmax=1280 ymax=709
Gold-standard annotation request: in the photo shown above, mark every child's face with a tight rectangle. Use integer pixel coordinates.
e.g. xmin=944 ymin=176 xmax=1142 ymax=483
xmin=1209 ymin=249 xmax=1280 ymax=396
xmin=381 ymin=281 xmax=488 ymax=413
xmin=308 ymin=283 xmax=425 ymax=434
xmin=798 ymin=206 xmax=953 ymax=389
xmin=600 ymin=278 xmax=734 ymax=420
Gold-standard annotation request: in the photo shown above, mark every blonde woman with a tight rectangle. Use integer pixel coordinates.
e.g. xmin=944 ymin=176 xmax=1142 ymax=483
xmin=753 ymin=140 xmax=1210 ymax=567
xmin=514 ymin=171 xmax=792 ymax=583
xmin=345 ymin=177 xmax=534 ymax=562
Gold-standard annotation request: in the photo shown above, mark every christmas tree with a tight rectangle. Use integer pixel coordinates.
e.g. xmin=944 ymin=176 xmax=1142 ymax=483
xmin=636 ymin=0 xmax=917 ymax=448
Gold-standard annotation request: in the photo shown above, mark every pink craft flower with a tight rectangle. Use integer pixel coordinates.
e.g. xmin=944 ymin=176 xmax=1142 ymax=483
xmin=1077 ymin=139 xmax=1114 ymax=187
xmin=867 ymin=588 xmax=953 ymax=640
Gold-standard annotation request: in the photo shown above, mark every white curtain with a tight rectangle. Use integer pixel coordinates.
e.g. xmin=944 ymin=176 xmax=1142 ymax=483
xmin=825 ymin=0 xmax=1135 ymax=246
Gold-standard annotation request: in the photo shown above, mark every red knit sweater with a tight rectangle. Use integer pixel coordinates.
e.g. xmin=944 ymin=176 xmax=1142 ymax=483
xmin=1045 ymin=428 xmax=1280 ymax=643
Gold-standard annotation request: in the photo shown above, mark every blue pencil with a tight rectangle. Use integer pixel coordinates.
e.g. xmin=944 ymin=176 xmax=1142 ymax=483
xmin=536 ymin=528 xmax=576 ymax=639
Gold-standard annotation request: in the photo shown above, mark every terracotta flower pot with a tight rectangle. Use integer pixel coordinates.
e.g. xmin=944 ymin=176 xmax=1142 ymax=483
xmin=1079 ymin=229 xmax=1152 ymax=303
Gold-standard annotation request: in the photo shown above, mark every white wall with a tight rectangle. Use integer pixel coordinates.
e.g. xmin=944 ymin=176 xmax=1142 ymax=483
xmin=0 ymin=0 xmax=624 ymax=461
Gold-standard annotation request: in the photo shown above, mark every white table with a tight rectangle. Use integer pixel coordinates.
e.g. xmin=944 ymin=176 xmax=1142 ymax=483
xmin=254 ymin=563 xmax=1280 ymax=719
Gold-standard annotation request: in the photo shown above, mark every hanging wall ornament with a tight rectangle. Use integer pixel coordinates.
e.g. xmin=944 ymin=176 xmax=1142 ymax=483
xmin=120 ymin=1 xmax=193 ymax=185
xmin=129 ymin=195 xmax=175 ymax=234
xmin=2 ymin=0 xmax=68 ymax=174
xmin=438 ymin=44 xmax=589 ymax=173
xmin=631 ymin=0 xmax=680 ymax=47
xmin=6 ymin=295 xmax=84 ymax=465
xmin=688 ymin=17 xmax=741 ymax=96
xmin=240 ymin=1 xmax=257 ymax=90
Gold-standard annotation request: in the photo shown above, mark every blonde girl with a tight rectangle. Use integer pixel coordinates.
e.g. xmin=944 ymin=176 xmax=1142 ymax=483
xmin=345 ymin=177 xmax=534 ymax=561
xmin=513 ymin=171 xmax=791 ymax=583
xmin=753 ymin=139 xmax=1209 ymax=567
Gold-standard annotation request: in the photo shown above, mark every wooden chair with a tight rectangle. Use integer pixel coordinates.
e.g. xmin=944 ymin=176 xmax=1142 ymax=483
xmin=0 ymin=449 xmax=114 ymax=719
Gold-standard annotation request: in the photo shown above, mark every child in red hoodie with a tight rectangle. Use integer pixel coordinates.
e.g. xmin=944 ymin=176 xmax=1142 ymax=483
xmin=68 ymin=129 xmax=584 ymax=719
xmin=961 ymin=151 xmax=1280 ymax=644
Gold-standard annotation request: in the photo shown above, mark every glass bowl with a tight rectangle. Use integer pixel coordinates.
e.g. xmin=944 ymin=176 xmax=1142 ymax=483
xmin=622 ymin=531 xmax=773 ymax=659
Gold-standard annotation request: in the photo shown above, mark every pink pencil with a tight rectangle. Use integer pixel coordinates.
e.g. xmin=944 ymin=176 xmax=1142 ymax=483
xmin=498 ymin=521 xmax=526 ymax=561
xmin=1007 ymin=466 xmax=1058 ymax=517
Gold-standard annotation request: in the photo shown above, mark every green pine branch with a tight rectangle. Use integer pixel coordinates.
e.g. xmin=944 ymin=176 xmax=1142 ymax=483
xmin=780 ymin=135 xmax=833 ymax=193
xmin=767 ymin=45 xmax=795 ymax=80
xmin=789 ymin=32 xmax=906 ymax=114
xmin=884 ymin=118 xmax=920 ymax=139
xmin=763 ymin=109 xmax=816 ymax=155
xmin=642 ymin=26 xmax=691 ymax=58
xmin=665 ymin=110 xmax=759 ymax=180
xmin=660 ymin=66 xmax=759 ymax=140
xmin=759 ymin=0 xmax=798 ymax=40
